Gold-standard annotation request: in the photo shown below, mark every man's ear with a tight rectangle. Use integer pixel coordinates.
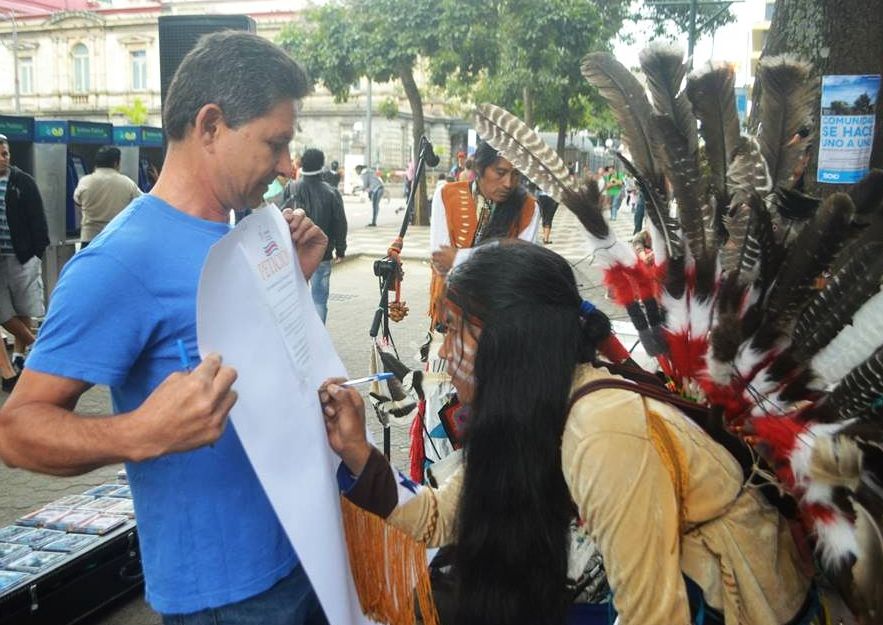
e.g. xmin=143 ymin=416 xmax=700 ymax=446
xmin=193 ymin=103 xmax=226 ymax=150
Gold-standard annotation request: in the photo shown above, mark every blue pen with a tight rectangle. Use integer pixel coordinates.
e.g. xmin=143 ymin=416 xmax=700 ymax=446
xmin=342 ymin=372 xmax=394 ymax=387
xmin=176 ymin=339 xmax=192 ymax=371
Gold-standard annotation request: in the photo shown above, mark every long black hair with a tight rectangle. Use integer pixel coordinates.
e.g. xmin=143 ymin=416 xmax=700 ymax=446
xmin=445 ymin=240 xmax=610 ymax=625
xmin=473 ymin=141 xmax=531 ymax=241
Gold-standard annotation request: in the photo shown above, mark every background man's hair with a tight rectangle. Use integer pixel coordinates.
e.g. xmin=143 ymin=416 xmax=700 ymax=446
xmin=473 ymin=140 xmax=500 ymax=175
xmin=95 ymin=146 xmax=121 ymax=168
xmin=0 ymin=134 xmax=8 ymax=147
xmin=163 ymin=31 xmax=311 ymax=141
xmin=300 ymin=148 xmax=325 ymax=173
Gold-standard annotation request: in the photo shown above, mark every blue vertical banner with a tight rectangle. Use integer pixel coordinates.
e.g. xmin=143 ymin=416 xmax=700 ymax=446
xmin=817 ymin=74 xmax=880 ymax=184
xmin=734 ymin=87 xmax=748 ymax=126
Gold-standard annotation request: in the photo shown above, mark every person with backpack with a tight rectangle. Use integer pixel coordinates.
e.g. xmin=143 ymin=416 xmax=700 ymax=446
xmin=356 ymin=164 xmax=384 ymax=227
xmin=320 ymin=241 xmax=817 ymax=625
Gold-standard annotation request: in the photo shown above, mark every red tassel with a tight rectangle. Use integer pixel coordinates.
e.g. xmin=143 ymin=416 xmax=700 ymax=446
xmin=751 ymin=415 xmax=804 ymax=464
xmin=599 ymin=335 xmax=631 ymax=364
xmin=409 ymin=401 xmax=426 ymax=483
xmin=603 ymin=264 xmax=637 ymax=305
xmin=603 ymin=262 xmax=660 ymax=306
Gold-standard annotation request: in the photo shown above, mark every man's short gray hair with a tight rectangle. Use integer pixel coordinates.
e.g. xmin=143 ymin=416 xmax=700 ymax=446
xmin=163 ymin=31 xmax=311 ymax=141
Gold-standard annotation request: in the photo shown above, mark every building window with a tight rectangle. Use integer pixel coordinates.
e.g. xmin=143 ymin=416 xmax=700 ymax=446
xmin=751 ymin=28 xmax=767 ymax=53
xmin=72 ymin=43 xmax=90 ymax=93
xmin=764 ymin=2 xmax=775 ymax=21
xmin=18 ymin=57 xmax=33 ymax=95
xmin=131 ymin=50 xmax=147 ymax=91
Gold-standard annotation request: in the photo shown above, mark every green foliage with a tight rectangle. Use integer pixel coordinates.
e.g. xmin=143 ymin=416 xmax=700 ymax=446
xmin=278 ymin=6 xmax=363 ymax=103
xmin=454 ymin=0 xmax=628 ymax=141
xmin=111 ymin=97 xmax=149 ymax=125
xmin=853 ymin=93 xmax=873 ymax=115
xmin=639 ymin=1 xmax=736 ymax=40
xmin=378 ymin=97 xmax=399 ymax=119
xmin=277 ymin=0 xmax=439 ymax=101
xmin=276 ymin=0 xmax=629 ymax=153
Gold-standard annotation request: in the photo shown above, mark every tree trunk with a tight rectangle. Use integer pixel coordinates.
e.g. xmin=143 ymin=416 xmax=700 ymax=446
xmin=399 ymin=65 xmax=429 ymax=226
xmin=760 ymin=0 xmax=883 ymax=195
xmin=556 ymin=96 xmax=569 ymax=157
xmin=523 ymin=86 xmax=534 ymax=129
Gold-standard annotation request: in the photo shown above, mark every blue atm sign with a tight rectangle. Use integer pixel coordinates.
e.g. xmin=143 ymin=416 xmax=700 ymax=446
xmin=36 ymin=120 xmax=112 ymax=144
xmin=35 ymin=121 xmax=68 ymax=143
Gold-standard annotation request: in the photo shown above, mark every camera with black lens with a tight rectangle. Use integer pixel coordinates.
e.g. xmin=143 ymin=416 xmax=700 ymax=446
xmin=373 ymin=257 xmax=398 ymax=280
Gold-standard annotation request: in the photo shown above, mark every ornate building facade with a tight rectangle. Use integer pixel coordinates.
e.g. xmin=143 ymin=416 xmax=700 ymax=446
xmin=0 ymin=0 xmax=466 ymax=171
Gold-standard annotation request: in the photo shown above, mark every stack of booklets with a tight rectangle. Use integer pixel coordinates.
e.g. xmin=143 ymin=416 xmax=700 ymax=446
xmin=0 ymin=482 xmax=135 ymax=595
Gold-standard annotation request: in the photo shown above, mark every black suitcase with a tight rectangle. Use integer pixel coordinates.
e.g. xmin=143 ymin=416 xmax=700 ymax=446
xmin=0 ymin=523 xmax=143 ymax=625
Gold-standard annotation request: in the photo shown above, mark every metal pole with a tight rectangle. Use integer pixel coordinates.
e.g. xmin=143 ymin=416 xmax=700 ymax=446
xmin=6 ymin=11 xmax=21 ymax=113
xmin=687 ymin=0 xmax=697 ymax=66
xmin=365 ymin=79 xmax=373 ymax=168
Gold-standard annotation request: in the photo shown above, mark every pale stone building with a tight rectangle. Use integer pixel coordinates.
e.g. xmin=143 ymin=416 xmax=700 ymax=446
xmin=0 ymin=0 xmax=467 ymax=173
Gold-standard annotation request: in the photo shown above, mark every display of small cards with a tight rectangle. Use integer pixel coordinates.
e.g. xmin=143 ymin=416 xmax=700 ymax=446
xmin=75 ymin=514 xmax=127 ymax=535
xmin=49 ymin=494 xmax=95 ymax=509
xmin=16 ymin=507 xmax=70 ymax=528
xmin=41 ymin=533 xmax=99 ymax=554
xmin=0 ymin=542 xmax=30 ymax=566
xmin=109 ymin=485 xmax=131 ymax=498
xmin=83 ymin=484 xmax=122 ymax=498
xmin=106 ymin=498 xmax=135 ymax=518
xmin=7 ymin=528 xmax=66 ymax=549
xmin=0 ymin=570 xmax=29 ymax=592
xmin=43 ymin=509 xmax=99 ymax=532
xmin=77 ymin=497 xmax=122 ymax=512
xmin=6 ymin=550 xmax=65 ymax=574
xmin=0 ymin=525 xmax=38 ymax=543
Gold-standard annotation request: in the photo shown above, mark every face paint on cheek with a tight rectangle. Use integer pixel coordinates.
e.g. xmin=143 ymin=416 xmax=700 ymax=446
xmin=447 ymin=333 xmax=477 ymax=387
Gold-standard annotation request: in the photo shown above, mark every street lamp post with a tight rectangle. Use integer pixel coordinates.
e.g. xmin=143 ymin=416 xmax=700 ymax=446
xmin=365 ymin=79 xmax=373 ymax=168
xmin=3 ymin=10 xmax=21 ymax=113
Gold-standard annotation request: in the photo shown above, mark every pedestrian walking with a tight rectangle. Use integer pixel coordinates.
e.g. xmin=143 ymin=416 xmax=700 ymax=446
xmin=537 ymin=189 xmax=559 ymax=244
xmin=0 ymin=134 xmax=49 ymax=376
xmin=74 ymin=146 xmax=141 ymax=249
xmin=290 ymin=148 xmax=348 ymax=323
xmin=356 ymin=164 xmax=384 ymax=227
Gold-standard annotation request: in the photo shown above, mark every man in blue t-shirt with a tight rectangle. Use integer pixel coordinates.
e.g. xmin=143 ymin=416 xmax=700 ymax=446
xmin=0 ymin=33 xmax=330 ymax=625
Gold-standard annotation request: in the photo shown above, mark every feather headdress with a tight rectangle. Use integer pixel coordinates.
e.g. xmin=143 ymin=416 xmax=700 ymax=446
xmin=468 ymin=58 xmax=883 ymax=619
xmin=575 ymin=46 xmax=883 ymax=621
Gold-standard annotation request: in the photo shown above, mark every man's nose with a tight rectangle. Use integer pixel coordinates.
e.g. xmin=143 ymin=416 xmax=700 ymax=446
xmin=277 ymin=151 xmax=293 ymax=177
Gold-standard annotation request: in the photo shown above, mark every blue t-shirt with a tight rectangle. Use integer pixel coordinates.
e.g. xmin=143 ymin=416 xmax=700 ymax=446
xmin=28 ymin=195 xmax=298 ymax=614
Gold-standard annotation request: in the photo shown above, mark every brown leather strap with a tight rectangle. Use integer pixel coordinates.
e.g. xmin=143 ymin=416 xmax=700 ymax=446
xmin=568 ymin=378 xmax=703 ymax=416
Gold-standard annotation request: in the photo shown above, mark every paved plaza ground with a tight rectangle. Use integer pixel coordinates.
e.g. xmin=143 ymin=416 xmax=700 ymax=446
xmin=0 ymin=195 xmax=653 ymax=624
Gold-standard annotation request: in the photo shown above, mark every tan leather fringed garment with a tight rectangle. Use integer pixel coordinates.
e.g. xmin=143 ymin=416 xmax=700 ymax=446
xmin=387 ymin=364 xmax=812 ymax=625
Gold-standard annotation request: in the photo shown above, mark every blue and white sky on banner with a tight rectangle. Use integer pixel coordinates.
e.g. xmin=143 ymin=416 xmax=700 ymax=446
xmin=821 ymin=75 xmax=880 ymax=109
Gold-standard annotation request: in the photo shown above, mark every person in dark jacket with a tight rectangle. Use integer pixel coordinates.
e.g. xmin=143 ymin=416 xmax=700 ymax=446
xmin=321 ymin=160 xmax=341 ymax=190
xmin=0 ymin=135 xmax=49 ymax=373
xmin=291 ymin=148 xmax=348 ymax=323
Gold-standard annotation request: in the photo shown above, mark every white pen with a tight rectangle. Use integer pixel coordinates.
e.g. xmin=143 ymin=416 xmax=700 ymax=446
xmin=341 ymin=372 xmax=395 ymax=387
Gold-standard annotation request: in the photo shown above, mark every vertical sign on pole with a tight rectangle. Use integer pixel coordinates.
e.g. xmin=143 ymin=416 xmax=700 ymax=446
xmin=818 ymin=74 xmax=881 ymax=184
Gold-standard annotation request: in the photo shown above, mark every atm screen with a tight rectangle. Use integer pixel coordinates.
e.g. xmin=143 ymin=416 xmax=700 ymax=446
xmin=67 ymin=154 xmax=90 ymax=236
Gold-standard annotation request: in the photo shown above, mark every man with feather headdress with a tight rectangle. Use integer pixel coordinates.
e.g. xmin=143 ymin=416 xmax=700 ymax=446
xmin=428 ymin=140 xmax=539 ymax=327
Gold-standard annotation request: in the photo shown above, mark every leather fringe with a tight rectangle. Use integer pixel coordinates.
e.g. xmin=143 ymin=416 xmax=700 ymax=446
xmin=428 ymin=273 xmax=446 ymax=328
xmin=341 ymin=497 xmax=440 ymax=625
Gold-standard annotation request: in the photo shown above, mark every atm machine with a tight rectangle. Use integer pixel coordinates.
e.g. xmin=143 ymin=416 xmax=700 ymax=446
xmin=113 ymin=125 xmax=164 ymax=192
xmin=33 ymin=120 xmax=113 ymax=299
xmin=0 ymin=115 xmax=35 ymax=175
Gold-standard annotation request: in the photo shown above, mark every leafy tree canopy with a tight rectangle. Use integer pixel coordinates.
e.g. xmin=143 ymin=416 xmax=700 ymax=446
xmin=638 ymin=0 xmax=736 ymax=40
xmin=111 ymin=97 xmax=149 ymax=125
